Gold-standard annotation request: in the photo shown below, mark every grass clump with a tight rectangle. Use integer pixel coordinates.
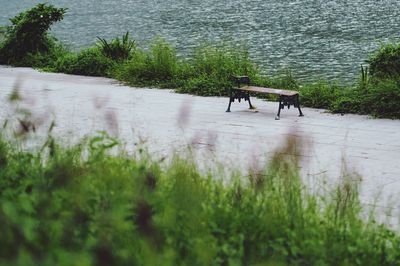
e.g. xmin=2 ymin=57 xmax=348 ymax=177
xmin=364 ymin=78 xmax=400 ymax=118
xmin=177 ymin=46 xmax=258 ymax=96
xmin=0 ymin=131 xmax=399 ymax=265
xmin=299 ymin=81 xmax=342 ymax=109
xmin=97 ymin=31 xmax=136 ymax=61
xmin=115 ymin=38 xmax=178 ymax=86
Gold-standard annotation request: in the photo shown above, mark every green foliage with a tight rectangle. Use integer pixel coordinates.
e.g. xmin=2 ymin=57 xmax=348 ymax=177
xmin=178 ymin=46 xmax=258 ymax=96
xmin=97 ymin=31 xmax=136 ymax=61
xmin=0 ymin=3 xmax=66 ymax=65
xmin=148 ymin=38 xmax=178 ymax=81
xmin=0 ymin=133 xmax=399 ymax=265
xmin=22 ymin=43 xmax=69 ymax=69
xmin=53 ymin=48 xmax=115 ymax=77
xmin=368 ymin=42 xmax=400 ymax=79
xmin=365 ymin=78 xmax=400 ymax=118
xmin=115 ymin=43 xmax=258 ymax=95
xmin=299 ymin=81 xmax=342 ymax=109
xmin=115 ymin=38 xmax=178 ymax=85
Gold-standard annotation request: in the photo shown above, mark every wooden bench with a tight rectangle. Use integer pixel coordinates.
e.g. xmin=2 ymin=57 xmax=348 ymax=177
xmin=226 ymin=76 xmax=304 ymax=120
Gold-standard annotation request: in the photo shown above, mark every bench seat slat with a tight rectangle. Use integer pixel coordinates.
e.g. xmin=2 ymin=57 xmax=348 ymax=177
xmin=236 ymin=86 xmax=299 ymax=96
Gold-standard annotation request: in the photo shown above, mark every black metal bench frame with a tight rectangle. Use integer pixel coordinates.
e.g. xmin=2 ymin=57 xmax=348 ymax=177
xmin=226 ymin=76 xmax=304 ymax=120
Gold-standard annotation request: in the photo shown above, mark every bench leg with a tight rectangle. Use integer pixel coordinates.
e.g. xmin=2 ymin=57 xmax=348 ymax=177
xmin=297 ymin=95 xmax=304 ymax=117
xmin=275 ymin=97 xmax=283 ymax=120
xmin=226 ymin=91 xmax=233 ymax=112
xmin=247 ymin=93 xmax=255 ymax=109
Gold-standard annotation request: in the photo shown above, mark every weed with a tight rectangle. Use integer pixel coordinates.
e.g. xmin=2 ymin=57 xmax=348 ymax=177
xmin=97 ymin=31 xmax=136 ymax=61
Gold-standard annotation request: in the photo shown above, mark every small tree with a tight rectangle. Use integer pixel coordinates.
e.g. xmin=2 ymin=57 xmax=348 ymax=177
xmin=0 ymin=3 xmax=66 ymax=65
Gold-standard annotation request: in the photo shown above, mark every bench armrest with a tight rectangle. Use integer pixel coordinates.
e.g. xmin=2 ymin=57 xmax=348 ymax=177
xmin=230 ymin=75 xmax=250 ymax=87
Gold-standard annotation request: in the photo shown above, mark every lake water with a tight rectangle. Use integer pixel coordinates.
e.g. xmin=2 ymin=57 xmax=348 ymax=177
xmin=1 ymin=0 xmax=399 ymax=83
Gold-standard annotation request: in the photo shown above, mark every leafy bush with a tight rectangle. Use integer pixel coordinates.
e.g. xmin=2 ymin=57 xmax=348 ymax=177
xmin=0 ymin=132 xmax=400 ymax=265
xmin=97 ymin=31 xmax=136 ymax=61
xmin=366 ymin=78 xmax=400 ymax=118
xmin=0 ymin=3 xmax=66 ymax=65
xmin=151 ymin=38 xmax=179 ymax=79
xmin=53 ymin=48 xmax=115 ymax=77
xmin=115 ymin=38 xmax=178 ymax=85
xmin=330 ymin=90 xmax=364 ymax=114
xmin=368 ymin=42 xmax=400 ymax=79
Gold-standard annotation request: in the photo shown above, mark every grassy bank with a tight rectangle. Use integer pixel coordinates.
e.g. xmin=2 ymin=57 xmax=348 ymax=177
xmin=0 ymin=3 xmax=399 ymax=119
xmin=1 ymin=127 xmax=400 ymax=265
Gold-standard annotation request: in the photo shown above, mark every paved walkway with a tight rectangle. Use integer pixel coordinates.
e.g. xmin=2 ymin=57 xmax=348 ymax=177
xmin=1 ymin=66 xmax=400 ymax=224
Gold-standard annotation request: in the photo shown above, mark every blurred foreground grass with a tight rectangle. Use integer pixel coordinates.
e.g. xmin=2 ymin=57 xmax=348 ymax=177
xmin=1 ymin=125 xmax=399 ymax=265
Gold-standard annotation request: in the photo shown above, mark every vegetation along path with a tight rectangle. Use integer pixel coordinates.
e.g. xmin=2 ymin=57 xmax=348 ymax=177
xmin=1 ymin=65 xmax=400 ymax=223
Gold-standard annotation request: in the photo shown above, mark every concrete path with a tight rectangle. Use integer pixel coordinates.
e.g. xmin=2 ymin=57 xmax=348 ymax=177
xmin=1 ymin=66 xmax=400 ymax=224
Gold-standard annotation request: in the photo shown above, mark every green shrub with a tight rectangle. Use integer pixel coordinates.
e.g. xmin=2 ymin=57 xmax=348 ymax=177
xmin=149 ymin=38 xmax=178 ymax=80
xmin=299 ymin=81 xmax=343 ymax=109
xmin=330 ymin=91 xmax=363 ymax=114
xmin=115 ymin=38 xmax=178 ymax=86
xmin=368 ymin=42 xmax=400 ymax=79
xmin=366 ymin=78 xmax=400 ymax=119
xmin=0 ymin=3 xmax=66 ymax=65
xmin=53 ymin=48 xmax=115 ymax=77
xmin=97 ymin=31 xmax=136 ymax=61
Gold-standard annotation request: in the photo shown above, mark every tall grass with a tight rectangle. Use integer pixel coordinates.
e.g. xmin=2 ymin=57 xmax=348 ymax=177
xmin=97 ymin=31 xmax=136 ymax=61
xmin=115 ymin=38 xmax=178 ymax=86
xmin=0 ymin=129 xmax=399 ymax=265
xmin=171 ymin=45 xmax=257 ymax=96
